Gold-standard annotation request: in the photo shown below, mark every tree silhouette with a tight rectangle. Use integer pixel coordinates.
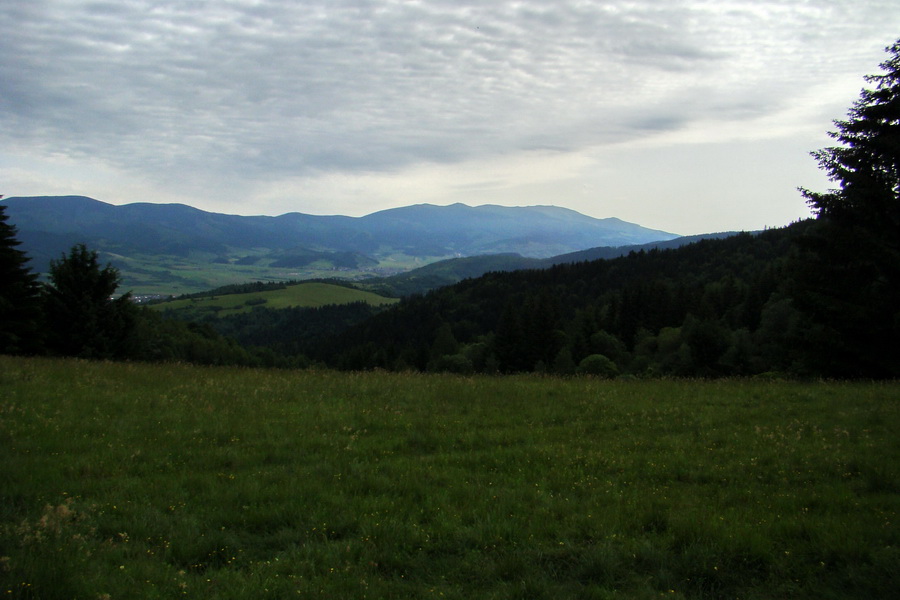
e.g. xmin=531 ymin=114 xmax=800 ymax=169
xmin=0 ymin=204 xmax=43 ymax=354
xmin=42 ymin=244 xmax=138 ymax=359
xmin=796 ymin=39 xmax=900 ymax=377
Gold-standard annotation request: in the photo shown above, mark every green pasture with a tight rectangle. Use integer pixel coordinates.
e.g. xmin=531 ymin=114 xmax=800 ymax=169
xmin=1 ymin=356 xmax=897 ymax=599
xmin=151 ymin=282 xmax=398 ymax=317
xmin=110 ymin=252 xmax=445 ymax=296
xmin=111 ymin=253 xmax=299 ymax=297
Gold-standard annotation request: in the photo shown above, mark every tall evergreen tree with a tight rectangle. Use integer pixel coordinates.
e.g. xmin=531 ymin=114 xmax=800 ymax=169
xmin=42 ymin=244 xmax=138 ymax=359
xmin=796 ymin=39 xmax=900 ymax=377
xmin=0 ymin=204 xmax=43 ymax=354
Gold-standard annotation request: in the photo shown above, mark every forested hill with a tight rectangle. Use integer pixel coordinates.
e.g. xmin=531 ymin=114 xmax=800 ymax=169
xmin=360 ymin=231 xmax=745 ymax=297
xmin=312 ymin=221 xmax=819 ymax=377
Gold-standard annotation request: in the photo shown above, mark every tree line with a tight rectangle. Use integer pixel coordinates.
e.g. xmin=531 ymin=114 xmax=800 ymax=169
xmin=0 ymin=225 xmax=303 ymax=368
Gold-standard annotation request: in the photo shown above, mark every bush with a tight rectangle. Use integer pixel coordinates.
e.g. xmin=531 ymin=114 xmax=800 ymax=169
xmin=577 ymin=354 xmax=619 ymax=378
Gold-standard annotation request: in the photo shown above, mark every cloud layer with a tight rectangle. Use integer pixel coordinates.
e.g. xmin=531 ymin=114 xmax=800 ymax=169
xmin=2 ymin=1 xmax=899 ymax=232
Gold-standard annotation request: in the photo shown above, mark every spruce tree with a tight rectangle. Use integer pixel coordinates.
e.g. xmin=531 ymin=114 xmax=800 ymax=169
xmin=42 ymin=243 xmax=138 ymax=359
xmin=802 ymin=40 xmax=900 ymax=226
xmin=0 ymin=204 xmax=43 ymax=354
xmin=796 ymin=40 xmax=900 ymax=377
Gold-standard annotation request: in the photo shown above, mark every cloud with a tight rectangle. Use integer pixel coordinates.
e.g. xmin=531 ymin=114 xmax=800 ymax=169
xmin=2 ymin=0 xmax=899 ymax=231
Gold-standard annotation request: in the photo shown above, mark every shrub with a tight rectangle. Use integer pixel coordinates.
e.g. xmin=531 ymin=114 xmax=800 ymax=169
xmin=577 ymin=353 xmax=619 ymax=378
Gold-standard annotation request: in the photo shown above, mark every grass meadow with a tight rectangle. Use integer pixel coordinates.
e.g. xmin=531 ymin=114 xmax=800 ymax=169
xmin=1 ymin=356 xmax=897 ymax=599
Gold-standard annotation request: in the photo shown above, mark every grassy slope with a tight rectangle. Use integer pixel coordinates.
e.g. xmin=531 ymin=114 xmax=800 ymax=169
xmin=151 ymin=282 xmax=399 ymax=317
xmin=1 ymin=356 xmax=897 ymax=599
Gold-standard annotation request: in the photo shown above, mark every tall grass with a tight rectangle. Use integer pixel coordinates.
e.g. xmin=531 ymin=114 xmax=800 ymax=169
xmin=1 ymin=356 xmax=897 ymax=599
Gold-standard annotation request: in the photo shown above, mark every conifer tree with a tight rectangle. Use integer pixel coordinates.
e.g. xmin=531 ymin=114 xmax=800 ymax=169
xmin=0 ymin=204 xmax=43 ymax=354
xmin=802 ymin=40 xmax=900 ymax=226
xmin=796 ymin=39 xmax=900 ymax=377
xmin=42 ymin=244 xmax=138 ymax=359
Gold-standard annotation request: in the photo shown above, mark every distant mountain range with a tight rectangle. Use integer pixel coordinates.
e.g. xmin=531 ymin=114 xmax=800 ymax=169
xmin=2 ymin=195 xmax=679 ymax=275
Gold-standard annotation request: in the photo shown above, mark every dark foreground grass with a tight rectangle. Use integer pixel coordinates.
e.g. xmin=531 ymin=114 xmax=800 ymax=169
xmin=1 ymin=356 xmax=897 ymax=599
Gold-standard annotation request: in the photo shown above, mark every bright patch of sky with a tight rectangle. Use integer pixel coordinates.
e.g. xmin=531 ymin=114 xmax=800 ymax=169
xmin=2 ymin=0 xmax=898 ymax=234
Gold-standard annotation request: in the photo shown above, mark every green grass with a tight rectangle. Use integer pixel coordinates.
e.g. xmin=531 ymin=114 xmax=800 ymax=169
xmin=111 ymin=252 xmax=302 ymax=296
xmin=150 ymin=282 xmax=399 ymax=317
xmin=1 ymin=356 xmax=897 ymax=599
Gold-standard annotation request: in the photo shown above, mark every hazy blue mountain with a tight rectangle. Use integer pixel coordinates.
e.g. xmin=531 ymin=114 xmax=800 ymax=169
xmin=356 ymin=203 xmax=676 ymax=256
xmin=1 ymin=196 xmax=678 ymax=273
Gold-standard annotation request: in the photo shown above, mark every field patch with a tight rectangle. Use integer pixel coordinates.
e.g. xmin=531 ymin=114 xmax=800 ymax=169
xmin=1 ymin=356 xmax=897 ymax=599
xmin=151 ymin=281 xmax=398 ymax=317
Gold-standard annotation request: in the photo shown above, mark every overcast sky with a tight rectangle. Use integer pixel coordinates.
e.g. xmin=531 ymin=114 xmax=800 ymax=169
xmin=2 ymin=1 xmax=898 ymax=234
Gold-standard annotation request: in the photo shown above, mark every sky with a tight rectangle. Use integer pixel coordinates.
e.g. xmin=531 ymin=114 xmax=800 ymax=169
xmin=2 ymin=1 xmax=899 ymax=235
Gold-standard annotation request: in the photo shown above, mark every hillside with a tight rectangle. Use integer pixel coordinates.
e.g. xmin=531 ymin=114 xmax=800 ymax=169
xmin=310 ymin=223 xmax=816 ymax=376
xmin=151 ymin=281 xmax=398 ymax=319
xmin=359 ymin=232 xmax=748 ymax=297
xmin=164 ymin=223 xmax=803 ymax=375
xmin=0 ymin=195 xmax=677 ymax=293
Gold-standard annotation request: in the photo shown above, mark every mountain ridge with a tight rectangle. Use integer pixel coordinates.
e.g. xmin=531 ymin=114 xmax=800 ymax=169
xmin=2 ymin=195 xmax=681 ymax=293
xmin=2 ymin=195 xmax=677 ymax=255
